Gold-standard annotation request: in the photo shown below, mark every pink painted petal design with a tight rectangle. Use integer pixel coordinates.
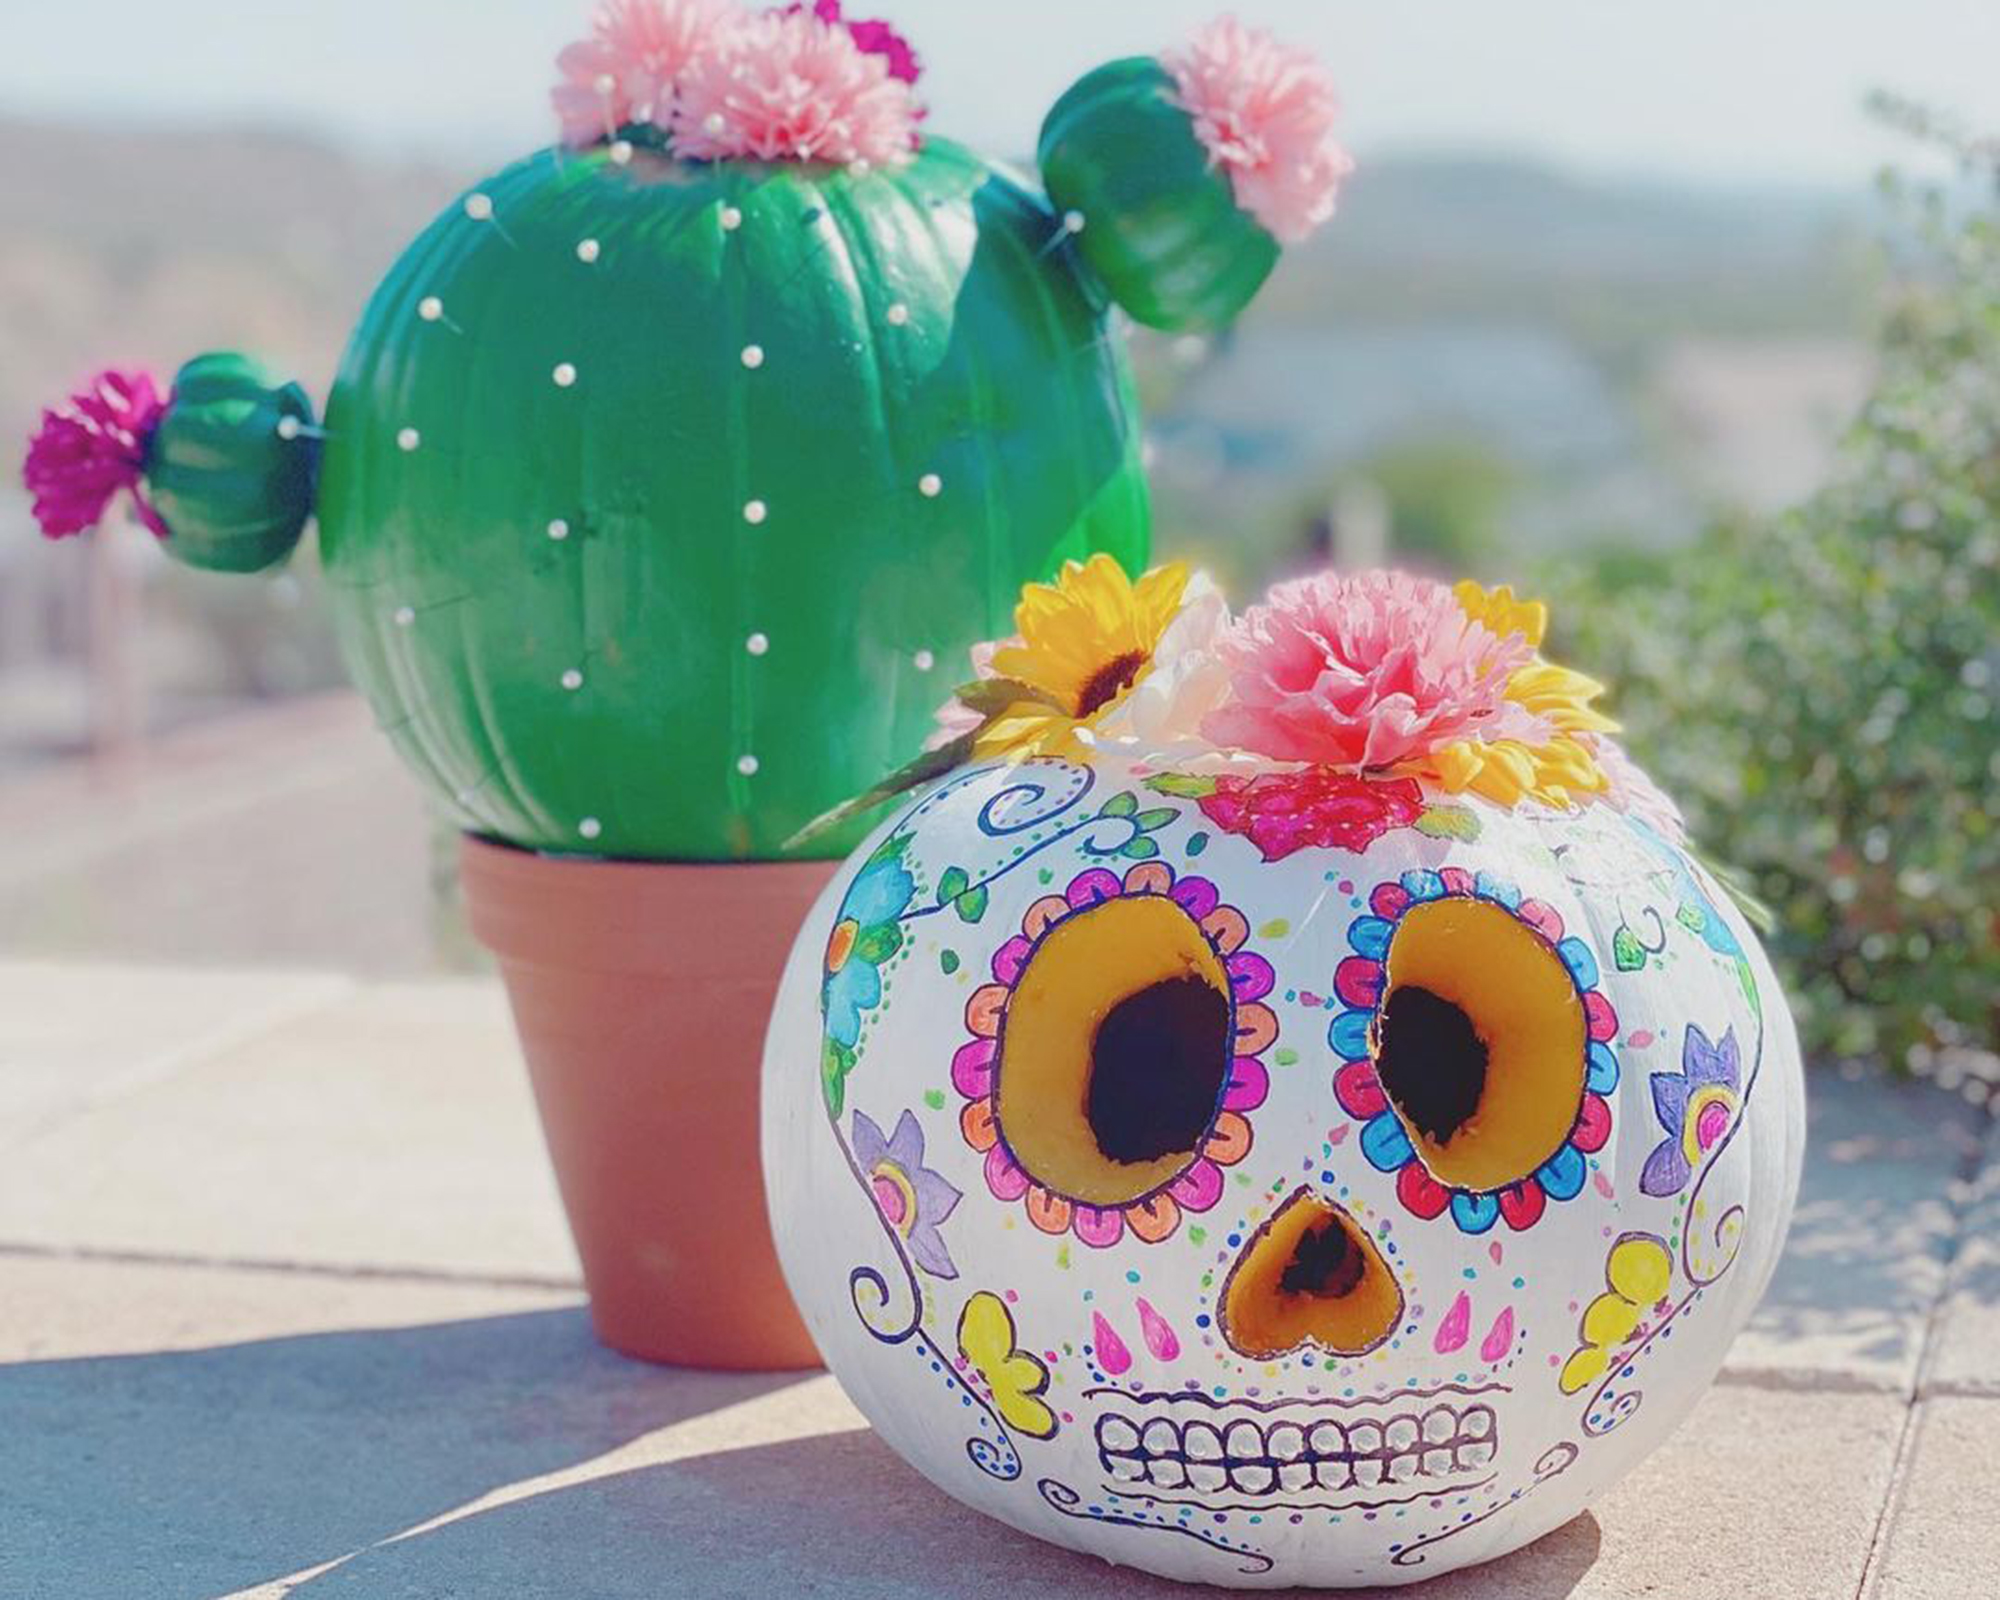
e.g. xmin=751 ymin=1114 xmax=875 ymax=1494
xmin=1334 ymin=955 xmax=1385 ymax=1010
xmin=1170 ymin=876 xmax=1221 ymax=921
xmin=1169 ymin=1158 xmax=1225 ymax=1213
xmin=950 ymin=1037 xmax=997 ymax=1099
xmin=1092 ymin=1310 xmax=1133 ymax=1375
xmin=991 ymin=934 xmax=1034 ymax=985
xmin=1066 ymin=867 xmax=1124 ymax=910
xmin=1570 ymin=1091 xmax=1613 ymax=1153
xmin=1137 ymin=1297 xmax=1181 ymax=1361
xmin=1434 ymin=1290 xmax=1472 ymax=1354
xmin=1480 ymin=1306 xmax=1516 ymax=1364
xmin=1583 ymin=989 xmax=1621 ymax=1043
xmin=1515 ymin=898 xmax=1566 ymax=943
xmin=1370 ymin=882 xmax=1412 ymax=921
xmin=1223 ymin=1055 xmax=1269 ymax=1112
xmin=1227 ymin=951 xmax=1276 ymax=1003
xmin=1073 ymin=1205 xmax=1125 ymax=1248
xmin=983 ymin=1143 xmax=1030 ymax=1202
xmin=1334 ymin=1059 xmax=1387 ymax=1120
xmin=1438 ymin=866 xmax=1477 ymax=898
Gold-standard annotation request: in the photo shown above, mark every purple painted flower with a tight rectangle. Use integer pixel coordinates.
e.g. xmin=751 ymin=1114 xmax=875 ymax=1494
xmin=1639 ymin=1023 xmax=1742 ymax=1197
xmin=852 ymin=1108 xmax=961 ymax=1279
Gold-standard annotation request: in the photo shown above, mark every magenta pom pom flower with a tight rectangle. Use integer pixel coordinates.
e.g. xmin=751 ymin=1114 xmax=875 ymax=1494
xmin=21 ymin=368 xmax=168 ymax=541
xmin=1163 ymin=15 xmax=1353 ymax=244
xmin=786 ymin=1 xmax=921 ymax=85
xmin=673 ymin=5 xmax=922 ymax=166
xmin=551 ymin=0 xmax=729 ymax=148
xmin=1202 ymin=569 xmax=1545 ymax=771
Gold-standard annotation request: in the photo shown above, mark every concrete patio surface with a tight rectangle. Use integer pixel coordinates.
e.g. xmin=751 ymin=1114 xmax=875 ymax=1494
xmin=1 ymin=699 xmax=1996 ymax=1597
xmin=1 ymin=961 xmax=1994 ymax=1599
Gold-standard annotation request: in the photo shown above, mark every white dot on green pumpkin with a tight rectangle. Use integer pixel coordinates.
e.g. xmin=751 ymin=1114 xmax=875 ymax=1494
xmin=578 ymin=817 xmax=603 ymax=840
xmin=736 ymin=754 xmax=760 ymax=777
xmin=561 ymin=669 xmax=584 ymax=691
xmin=553 ymin=362 xmax=577 ymax=388
xmin=393 ymin=606 xmax=415 ymax=627
xmin=913 ymin=649 xmax=935 ymax=672
xmin=887 ymin=302 xmax=910 ymax=326
xmin=1063 ymin=209 xmax=1086 ymax=234
xmin=746 ymin=632 xmax=769 ymax=656
xmin=720 ymin=205 xmax=743 ymax=231
xmin=741 ymin=344 xmax=765 ymax=369
xmin=276 ymin=415 xmax=302 ymax=441
xmin=743 ymin=499 xmax=768 ymax=525
xmin=397 ymin=427 xmax=421 ymax=452
xmin=919 ymin=472 xmax=943 ymax=498
xmin=547 ymin=518 xmax=570 ymax=541
xmin=418 ymin=296 xmax=444 ymax=323
xmin=609 ymin=140 xmax=634 ymax=165
xmin=463 ymin=194 xmax=493 ymax=221
xmin=576 ymin=238 xmax=601 ymax=263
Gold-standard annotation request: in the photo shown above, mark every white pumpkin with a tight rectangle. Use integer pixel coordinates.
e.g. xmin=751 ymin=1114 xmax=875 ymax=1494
xmin=762 ymin=748 xmax=1803 ymax=1587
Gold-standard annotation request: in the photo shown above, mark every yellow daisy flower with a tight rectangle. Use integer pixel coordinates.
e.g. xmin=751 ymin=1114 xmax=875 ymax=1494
xmin=1410 ymin=581 xmax=1617 ymax=808
xmin=974 ymin=556 xmax=1190 ymax=758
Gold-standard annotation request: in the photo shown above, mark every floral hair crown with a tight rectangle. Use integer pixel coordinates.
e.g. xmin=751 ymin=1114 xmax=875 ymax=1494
xmin=796 ymin=558 xmax=1685 ymax=860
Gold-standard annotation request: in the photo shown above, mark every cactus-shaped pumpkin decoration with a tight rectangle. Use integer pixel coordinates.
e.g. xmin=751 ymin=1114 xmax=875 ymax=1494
xmin=22 ymin=3 xmax=1350 ymax=860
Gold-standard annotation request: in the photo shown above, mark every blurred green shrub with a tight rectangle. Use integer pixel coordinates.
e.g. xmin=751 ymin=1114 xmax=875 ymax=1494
xmin=1547 ymin=115 xmax=1999 ymax=1071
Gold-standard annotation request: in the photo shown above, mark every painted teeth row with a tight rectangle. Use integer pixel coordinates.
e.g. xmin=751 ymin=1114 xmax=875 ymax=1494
xmin=1096 ymin=1405 xmax=1497 ymax=1495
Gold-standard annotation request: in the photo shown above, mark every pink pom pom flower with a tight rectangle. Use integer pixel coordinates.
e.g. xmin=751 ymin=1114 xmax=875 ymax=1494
xmin=21 ymin=368 xmax=169 ymax=541
xmin=1162 ymin=15 xmax=1352 ymax=245
xmin=673 ymin=6 xmax=922 ymax=166
xmin=1201 ymin=570 xmax=1545 ymax=770
xmin=785 ymin=1 xmax=921 ymax=86
xmin=551 ymin=0 xmax=731 ymax=149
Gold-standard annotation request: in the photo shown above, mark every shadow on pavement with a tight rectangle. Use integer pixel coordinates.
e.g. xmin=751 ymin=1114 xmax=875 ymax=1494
xmin=297 ymin=1423 xmax=1604 ymax=1600
xmin=0 ymin=1305 xmax=808 ymax=1599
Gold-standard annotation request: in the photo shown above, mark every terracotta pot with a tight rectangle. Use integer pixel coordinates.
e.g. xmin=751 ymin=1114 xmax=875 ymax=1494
xmin=461 ymin=834 xmax=832 ymax=1370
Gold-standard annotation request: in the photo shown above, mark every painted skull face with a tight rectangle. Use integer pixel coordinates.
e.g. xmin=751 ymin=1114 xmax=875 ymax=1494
xmin=763 ymin=753 xmax=1803 ymax=1587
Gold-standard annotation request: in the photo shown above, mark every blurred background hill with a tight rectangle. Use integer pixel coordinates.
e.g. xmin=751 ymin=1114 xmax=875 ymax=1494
xmin=0 ymin=116 xmax=1878 ymax=762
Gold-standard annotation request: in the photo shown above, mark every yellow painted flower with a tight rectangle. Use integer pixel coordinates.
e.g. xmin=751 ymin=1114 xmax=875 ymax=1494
xmin=1410 ymin=581 xmax=1617 ymax=808
xmin=974 ymin=556 xmax=1190 ymax=758
xmin=957 ymin=1290 xmax=1057 ymax=1438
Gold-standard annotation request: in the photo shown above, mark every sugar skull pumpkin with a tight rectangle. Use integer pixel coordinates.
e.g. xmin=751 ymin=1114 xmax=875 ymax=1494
xmin=763 ymin=568 xmax=1804 ymax=1586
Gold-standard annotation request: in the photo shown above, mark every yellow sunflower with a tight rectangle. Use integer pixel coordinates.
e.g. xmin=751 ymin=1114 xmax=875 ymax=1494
xmin=1407 ymin=581 xmax=1616 ymax=808
xmin=973 ymin=556 xmax=1190 ymax=758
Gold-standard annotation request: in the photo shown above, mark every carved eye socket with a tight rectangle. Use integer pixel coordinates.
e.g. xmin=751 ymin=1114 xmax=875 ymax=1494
xmin=996 ymin=895 xmax=1232 ymax=1206
xmin=1372 ymin=897 xmax=1586 ymax=1191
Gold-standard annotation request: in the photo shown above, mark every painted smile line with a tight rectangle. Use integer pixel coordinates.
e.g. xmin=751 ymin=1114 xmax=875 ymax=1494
xmin=1093 ymin=1399 xmax=1498 ymax=1497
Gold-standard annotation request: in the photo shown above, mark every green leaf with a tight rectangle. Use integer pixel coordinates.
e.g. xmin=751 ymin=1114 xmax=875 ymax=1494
xmin=1121 ymin=836 xmax=1160 ymax=860
xmin=936 ymin=865 xmax=970 ymax=903
xmin=784 ymin=733 xmax=975 ymax=853
xmin=939 ymin=948 xmax=961 ymax=975
xmin=1144 ymin=772 xmax=1217 ymax=799
xmin=854 ymin=922 xmax=903 ymax=964
xmin=1414 ymin=804 xmax=1482 ymax=841
xmin=820 ymin=1039 xmax=855 ymax=1119
xmin=1099 ymin=790 xmax=1139 ymax=817
xmin=950 ymin=674 xmax=1068 ymax=717
xmin=1612 ymin=925 xmax=1648 ymax=971
xmin=954 ymin=885 xmax=990 ymax=923
xmin=1133 ymin=806 xmax=1180 ymax=832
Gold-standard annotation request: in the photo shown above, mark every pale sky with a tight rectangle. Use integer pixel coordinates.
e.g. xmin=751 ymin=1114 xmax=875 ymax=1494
xmin=4 ymin=0 xmax=1996 ymax=188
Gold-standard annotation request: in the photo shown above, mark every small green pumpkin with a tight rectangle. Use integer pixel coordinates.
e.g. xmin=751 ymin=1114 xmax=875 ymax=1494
xmin=1038 ymin=58 xmax=1280 ymax=333
xmin=146 ymin=353 xmax=319 ymax=574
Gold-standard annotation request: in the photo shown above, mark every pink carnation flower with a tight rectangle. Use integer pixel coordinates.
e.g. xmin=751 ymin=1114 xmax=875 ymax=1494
xmin=551 ymin=0 xmax=730 ymax=148
xmin=1593 ymin=736 xmax=1689 ymax=845
xmin=1202 ymin=570 xmax=1544 ymax=770
xmin=673 ymin=7 xmax=921 ymax=166
xmin=1162 ymin=15 xmax=1352 ymax=245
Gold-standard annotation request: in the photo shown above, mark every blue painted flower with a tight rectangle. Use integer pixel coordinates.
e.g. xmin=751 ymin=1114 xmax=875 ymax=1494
xmin=819 ymin=836 xmax=917 ymax=1115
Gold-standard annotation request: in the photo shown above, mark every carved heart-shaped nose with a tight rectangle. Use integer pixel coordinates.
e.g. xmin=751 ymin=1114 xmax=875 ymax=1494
xmin=1218 ymin=1186 xmax=1405 ymax=1359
